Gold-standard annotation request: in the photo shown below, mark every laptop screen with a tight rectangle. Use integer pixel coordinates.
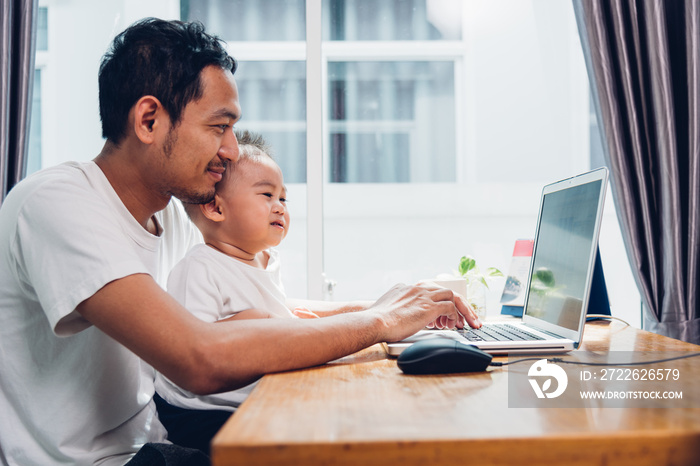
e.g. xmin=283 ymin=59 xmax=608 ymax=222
xmin=523 ymin=177 xmax=604 ymax=332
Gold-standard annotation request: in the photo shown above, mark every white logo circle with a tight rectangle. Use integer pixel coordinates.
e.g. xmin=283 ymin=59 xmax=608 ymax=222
xmin=527 ymin=359 xmax=568 ymax=399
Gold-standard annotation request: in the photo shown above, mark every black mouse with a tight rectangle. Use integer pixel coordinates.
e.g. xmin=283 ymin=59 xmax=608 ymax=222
xmin=397 ymin=338 xmax=493 ymax=375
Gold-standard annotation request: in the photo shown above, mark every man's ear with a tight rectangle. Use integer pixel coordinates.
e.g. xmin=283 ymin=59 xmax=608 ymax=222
xmin=132 ymin=95 xmax=166 ymax=144
xmin=200 ymin=195 xmax=226 ymax=222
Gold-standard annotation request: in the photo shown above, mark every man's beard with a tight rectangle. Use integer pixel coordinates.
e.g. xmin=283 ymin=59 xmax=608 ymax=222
xmin=160 ymin=127 xmax=220 ymax=205
xmin=171 ymin=186 xmax=216 ymax=205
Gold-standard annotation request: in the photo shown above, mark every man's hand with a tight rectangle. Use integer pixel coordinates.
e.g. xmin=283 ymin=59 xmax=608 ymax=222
xmin=369 ymin=283 xmax=480 ymax=343
xmin=426 ymin=293 xmax=481 ymax=330
xmin=416 ymin=280 xmax=481 ymax=330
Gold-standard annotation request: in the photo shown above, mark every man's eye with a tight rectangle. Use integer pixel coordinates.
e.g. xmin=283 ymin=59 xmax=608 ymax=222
xmin=280 ymin=198 xmax=287 ymax=204
xmin=262 ymin=193 xmax=273 ymax=198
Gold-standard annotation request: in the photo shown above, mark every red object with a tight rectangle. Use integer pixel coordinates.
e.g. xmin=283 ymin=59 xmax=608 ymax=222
xmin=512 ymin=239 xmax=534 ymax=257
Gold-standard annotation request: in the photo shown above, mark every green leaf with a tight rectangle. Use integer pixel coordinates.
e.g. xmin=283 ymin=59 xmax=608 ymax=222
xmin=486 ymin=267 xmax=503 ymax=277
xmin=458 ymin=255 xmax=476 ymax=276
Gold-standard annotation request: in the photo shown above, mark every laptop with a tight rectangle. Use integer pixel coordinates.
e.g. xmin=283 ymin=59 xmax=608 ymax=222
xmin=384 ymin=167 xmax=609 ymax=356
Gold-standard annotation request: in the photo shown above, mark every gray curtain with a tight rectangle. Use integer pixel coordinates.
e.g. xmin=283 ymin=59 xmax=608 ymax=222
xmin=0 ymin=0 xmax=38 ymax=206
xmin=574 ymin=0 xmax=699 ymax=344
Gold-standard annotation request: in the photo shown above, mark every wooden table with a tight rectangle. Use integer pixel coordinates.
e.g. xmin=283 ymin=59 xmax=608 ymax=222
xmin=212 ymin=321 xmax=700 ymax=466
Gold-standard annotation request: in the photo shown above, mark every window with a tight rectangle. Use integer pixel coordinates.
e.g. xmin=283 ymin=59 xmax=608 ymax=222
xmin=34 ymin=0 xmax=641 ymax=326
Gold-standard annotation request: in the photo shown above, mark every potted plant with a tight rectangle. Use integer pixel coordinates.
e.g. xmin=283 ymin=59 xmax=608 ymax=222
xmin=457 ymin=255 xmax=503 ymax=318
xmin=434 ymin=255 xmax=503 ymax=319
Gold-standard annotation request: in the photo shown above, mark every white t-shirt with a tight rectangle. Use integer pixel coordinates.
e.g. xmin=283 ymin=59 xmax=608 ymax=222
xmin=0 ymin=161 xmax=201 ymax=466
xmin=155 ymin=244 xmax=293 ymax=411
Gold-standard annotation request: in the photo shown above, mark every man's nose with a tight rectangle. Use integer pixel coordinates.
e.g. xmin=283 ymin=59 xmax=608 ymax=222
xmin=219 ymin=128 xmax=239 ymax=163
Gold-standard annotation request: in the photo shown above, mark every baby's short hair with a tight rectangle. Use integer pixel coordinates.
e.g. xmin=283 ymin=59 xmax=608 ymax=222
xmin=235 ymin=129 xmax=273 ymax=161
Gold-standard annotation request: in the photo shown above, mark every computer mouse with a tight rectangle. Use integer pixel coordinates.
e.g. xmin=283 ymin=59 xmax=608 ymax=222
xmin=397 ymin=338 xmax=493 ymax=375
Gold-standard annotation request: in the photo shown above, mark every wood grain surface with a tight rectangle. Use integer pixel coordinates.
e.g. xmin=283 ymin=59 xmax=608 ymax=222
xmin=212 ymin=321 xmax=700 ymax=466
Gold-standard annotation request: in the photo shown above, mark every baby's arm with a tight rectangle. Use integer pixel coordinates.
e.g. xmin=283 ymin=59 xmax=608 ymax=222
xmin=218 ymin=308 xmax=282 ymax=322
xmin=286 ymin=298 xmax=373 ymax=318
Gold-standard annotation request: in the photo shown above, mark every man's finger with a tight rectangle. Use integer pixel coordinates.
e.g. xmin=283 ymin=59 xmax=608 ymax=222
xmin=455 ymin=295 xmax=480 ymax=329
xmin=427 ymin=287 xmax=457 ymax=303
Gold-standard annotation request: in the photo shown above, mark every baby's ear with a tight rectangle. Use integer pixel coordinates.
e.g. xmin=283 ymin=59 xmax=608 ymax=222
xmin=200 ymin=196 xmax=225 ymax=222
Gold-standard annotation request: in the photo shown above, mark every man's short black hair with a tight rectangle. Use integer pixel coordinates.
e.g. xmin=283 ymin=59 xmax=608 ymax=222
xmin=98 ymin=18 xmax=237 ymax=144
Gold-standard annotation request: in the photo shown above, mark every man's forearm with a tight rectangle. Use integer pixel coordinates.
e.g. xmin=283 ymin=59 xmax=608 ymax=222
xmin=197 ymin=310 xmax=386 ymax=394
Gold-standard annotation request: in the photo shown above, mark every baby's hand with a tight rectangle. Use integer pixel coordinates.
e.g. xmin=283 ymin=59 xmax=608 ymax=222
xmin=293 ymin=307 xmax=320 ymax=319
xmin=229 ymin=309 xmax=278 ymax=321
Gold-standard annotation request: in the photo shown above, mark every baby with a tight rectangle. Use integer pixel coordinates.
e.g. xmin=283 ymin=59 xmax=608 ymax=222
xmin=153 ymin=130 xmax=309 ymax=453
xmin=172 ymin=130 xmax=293 ymax=320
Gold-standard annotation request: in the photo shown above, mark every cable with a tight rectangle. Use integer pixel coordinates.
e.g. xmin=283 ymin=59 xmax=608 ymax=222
xmin=491 ymin=358 xmax=547 ymax=367
xmin=490 ymin=352 xmax=700 ymax=367
xmin=585 ymin=314 xmax=631 ymax=326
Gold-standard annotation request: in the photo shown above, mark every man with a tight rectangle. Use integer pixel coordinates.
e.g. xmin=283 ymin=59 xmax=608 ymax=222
xmin=0 ymin=18 xmax=478 ymax=465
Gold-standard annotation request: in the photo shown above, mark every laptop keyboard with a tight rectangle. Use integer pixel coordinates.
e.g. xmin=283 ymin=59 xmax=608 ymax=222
xmin=454 ymin=324 xmax=546 ymax=342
